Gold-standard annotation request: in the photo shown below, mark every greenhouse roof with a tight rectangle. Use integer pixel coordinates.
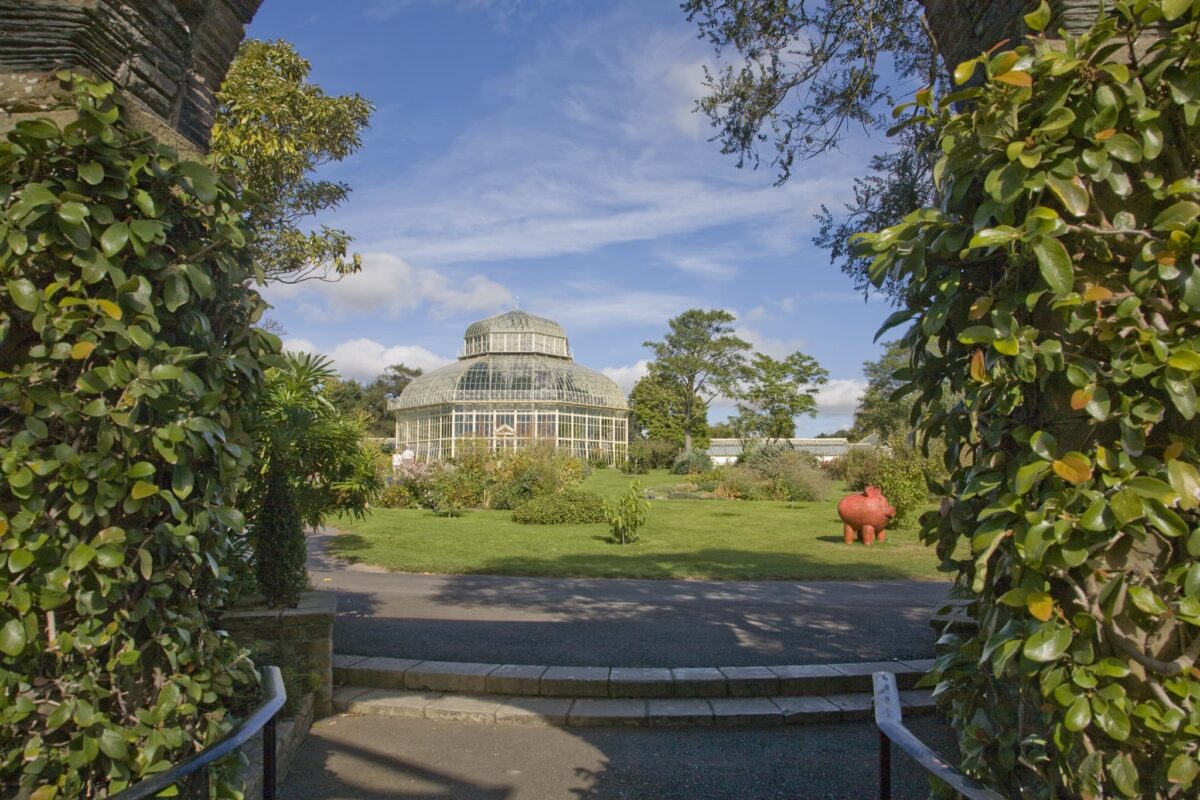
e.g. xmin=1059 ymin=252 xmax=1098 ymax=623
xmin=464 ymin=310 xmax=567 ymax=340
xmin=391 ymin=354 xmax=628 ymax=411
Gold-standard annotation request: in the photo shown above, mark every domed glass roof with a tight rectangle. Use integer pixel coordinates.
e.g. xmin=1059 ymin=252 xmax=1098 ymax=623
xmin=464 ymin=310 xmax=567 ymax=340
xmin=392 ymin=311 xmax=626 ymax=412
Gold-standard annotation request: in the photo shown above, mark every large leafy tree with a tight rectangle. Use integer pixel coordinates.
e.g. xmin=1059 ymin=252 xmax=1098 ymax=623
xmin=856 ymin=3 xmax=1200 ymax=795
xmin=212 ymin=39 xmax=373 ymax=283
xmin=362 ymin=363 xmax=423 ymax=437
xmin=629 ymin=373 xmax=711 ymax=451
xmin=683 ymin=0 xmax=940 ymax=298
xmin=733 ymin=351 xmax=828 ymax=442
xmin=643 ymin=309 xmax=751 ymax=453
xmin=849 ymin=339 xmax=913 ymax=439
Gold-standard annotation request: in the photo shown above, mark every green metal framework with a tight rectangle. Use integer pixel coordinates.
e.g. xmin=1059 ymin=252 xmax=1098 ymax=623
xmin=390 ymin=311 xmax=629 ymax=464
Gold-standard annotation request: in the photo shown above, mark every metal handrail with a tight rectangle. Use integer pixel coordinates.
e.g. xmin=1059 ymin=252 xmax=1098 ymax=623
xmin=872 ymin=672 xmax=1006 ymax=800
xmin=112 ymin=665 xmax=286 ymax=800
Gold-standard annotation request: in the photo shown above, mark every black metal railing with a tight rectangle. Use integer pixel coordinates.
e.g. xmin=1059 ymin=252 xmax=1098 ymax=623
xmin=112 ymin=665 xmax=286 ymax=800
xmin=872 ymin=672 xmax=1005 ymax=800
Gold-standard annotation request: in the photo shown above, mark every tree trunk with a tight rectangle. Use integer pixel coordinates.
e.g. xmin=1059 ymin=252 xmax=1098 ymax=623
xmin=683 ymin=429 xmax=693 ymax=455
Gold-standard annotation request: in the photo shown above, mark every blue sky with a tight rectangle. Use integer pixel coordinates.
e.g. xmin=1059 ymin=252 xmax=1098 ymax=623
xmin=248 ymin=0 xmax=902 ymax=435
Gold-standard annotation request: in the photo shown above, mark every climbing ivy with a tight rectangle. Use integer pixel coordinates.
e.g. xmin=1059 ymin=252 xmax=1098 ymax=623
xmin=0 ymin=74 xmax=277 ymax=797
xmin=855 ymin=2 xmax=1200 ymax=797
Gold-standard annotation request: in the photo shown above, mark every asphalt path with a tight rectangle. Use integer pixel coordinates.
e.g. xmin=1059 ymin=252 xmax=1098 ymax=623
xmin=285 ymin=713 xmax=957 ymax=800
xmin=309 ymin=530 xmax=950 ymax=666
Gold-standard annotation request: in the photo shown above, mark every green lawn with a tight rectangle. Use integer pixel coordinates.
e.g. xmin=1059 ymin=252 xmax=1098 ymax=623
xmin=326 ymin=469 xmax=949 ymax=582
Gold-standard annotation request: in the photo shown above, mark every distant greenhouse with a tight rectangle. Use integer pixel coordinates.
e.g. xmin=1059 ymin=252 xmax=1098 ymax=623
xmin=389 ymin=310 xmax=629 ymax=465
xmin=704 ymin=433 xmax=883 ymax=465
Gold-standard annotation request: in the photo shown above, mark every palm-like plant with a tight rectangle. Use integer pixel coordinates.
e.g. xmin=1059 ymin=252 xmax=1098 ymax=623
xmin=246 ymin=351 xmax=380 ymax=606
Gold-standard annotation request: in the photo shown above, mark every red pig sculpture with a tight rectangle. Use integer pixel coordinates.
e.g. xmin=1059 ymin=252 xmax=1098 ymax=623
xmin=837 ymin=486 xmax=896 ymax=545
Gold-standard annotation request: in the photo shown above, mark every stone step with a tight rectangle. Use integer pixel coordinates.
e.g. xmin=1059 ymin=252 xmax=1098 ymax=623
xmin=332 ymin=655 xmax=933 ymax=700
xmin=331 ymin=685 xmax=936 ymax=727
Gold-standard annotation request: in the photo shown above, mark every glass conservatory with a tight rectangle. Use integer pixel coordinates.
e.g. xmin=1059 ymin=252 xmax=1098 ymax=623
xmin=390 ymin=310 xmax=629 ymax=465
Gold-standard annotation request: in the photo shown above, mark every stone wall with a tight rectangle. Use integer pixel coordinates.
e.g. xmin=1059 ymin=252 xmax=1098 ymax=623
xmin=0 ymin=0 xmax=263 ymax=150
xmin=222 ymin=591 xmax=337 ymax=718
xmin=920 ymin=0 xmax=1100 ymax=74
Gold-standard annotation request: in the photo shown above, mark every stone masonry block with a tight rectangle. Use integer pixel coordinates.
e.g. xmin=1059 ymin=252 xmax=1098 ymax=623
xmin=670 ymin=667 xmax=726 ymax=697
xmin=495 ymin=697 xmax=574 ymax=726
xmin=719 ymin=666 xmax=780 ymax=697
xmin=772 ymin=696 xmax=841 ymax=724
xmin=404 ymin=661 xmax=498 ymax=693
xmin=486 ymin=665 xmax=548 ymax=696
xmin=768 ymin=664 xmax=844 ymax=695
xmin=541 ymin=667 xmax=609 ymax=698
xmin=609 ymin=667 xmax=674 ymax=698
xmin=708 ymin=697 xmax=784 ymax=726
xmin=339 ymin=657 xmax=422 ymax=690
xmin=568 ymin=699 xmax=647 ymax=727
xmin=647 ymin=698 xmax=713 ymax=727
xmin=424 ymin=694 xmax=505 ymax=724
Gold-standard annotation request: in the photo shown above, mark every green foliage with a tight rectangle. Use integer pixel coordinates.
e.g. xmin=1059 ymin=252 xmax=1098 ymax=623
xmin=604 ymin=481 xmax=650 ymax=544
xmin=358 ymin=363 xmax=422 ymax=437
xmin=628 ymin=373 xmax=709 ymax=452
xmin=850 ymin=340 xmax=916 ymax=439
xmin=671 ymin=450 xmax=713 ymax=475
xmin=212 ymin=39 xmax=373 ymax=283
xmin=377 ymin=482 xmax=421 ymax=509
xmin=840 ymin=443 xmax=935 ymax=528
xmin=733 ymin=351 xmax=828 ymax=441
xmin=643 ymin=309 xmax=749 ymax=453
xmin=856 ymin=4 xmax=1200 ymax=796
xmin=254 ymin=467 xmax=307 ymax=608
xmin=0 ymin=75 xmax=270 ymax=797
xmin=428 ymin=467 xmax=482 ymax=517
xmin=511 ymin=490 xmax=607 ymax=525
xmin=683 ymin=0 xmax=931 ymax=179
xmin=719 ymin=446 xmax=832 ymax=502
xmin=625 ymin=438 xmax=680 ymax=473
xmin=489 ymin=445 xmax=586 ymax=510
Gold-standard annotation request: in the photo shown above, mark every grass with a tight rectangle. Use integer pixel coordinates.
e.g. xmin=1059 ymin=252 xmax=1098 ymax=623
xmin=326 ymin=469 xmax=950 ymax=582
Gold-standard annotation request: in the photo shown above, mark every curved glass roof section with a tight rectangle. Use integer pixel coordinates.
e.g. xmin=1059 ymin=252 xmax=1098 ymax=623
xmin=393 ymin=311 xmax=627 ymax=412
xmin=394 ymin=355 xmax=628 ymax=411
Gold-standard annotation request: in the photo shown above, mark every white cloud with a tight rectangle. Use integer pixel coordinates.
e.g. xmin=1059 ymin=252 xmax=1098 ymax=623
xmin=283 ymin=337 xmax=452 ymax=382
xmin=734 ymin=324 xmax=807 ymax=360
xmin=535 ymin=287 xmax=698 ymax=330
xmin=602 ymin=359 xmax=650 ymax=393
xmin=815 ymin=379 xmax=867 ymax=417
xmin=267 ymin=252 xmax=513 ymax=322
xmin=663 ymin=253 xmax=738 ymax=280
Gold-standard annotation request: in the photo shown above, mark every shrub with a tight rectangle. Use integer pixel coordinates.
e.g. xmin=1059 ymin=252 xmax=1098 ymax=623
xmin=627 ymin=438 xmax=679 ymax=471
xmin=604 ymin=481 xmax=649 ymax=544
xmin=489 ymin=445 xmax=584 ymax=509
xmin=856 ymin=5 xmax=1200 ymax=796
xmin=671 ymin=450 xmax=712 ymax=475
xmin=842 ymin=447 xmax=888 ymax=492
xmin=511 ymin=490 xmax=607 ymax=524
xmin=713 ymin=449 xmax=832 ymax=502
xmin=254 ymin=467 xmax=307 ymax=607
xmin=621 ymin=457 xmax=650 ymax=475
xmin=587 ymin=450 xmax=610 ymax=470
xmin=874 ymin=442 xmax=930 ymax=529
xmin=377 ymin=482 xmax=421 ymax=509
xmin=0 ymin=75 xmax=266 ymax=797
xmin=428 ymin=467 xmax=482 ymax=516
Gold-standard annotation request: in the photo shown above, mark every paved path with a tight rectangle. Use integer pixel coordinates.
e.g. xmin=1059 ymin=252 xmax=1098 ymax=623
xmin=309 ymin=530 xmax=949 ymax=666
xmin=284 ymin=713 xmax=955 ymax=799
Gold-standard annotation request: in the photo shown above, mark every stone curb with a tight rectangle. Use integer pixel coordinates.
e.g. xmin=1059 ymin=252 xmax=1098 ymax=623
xmin=333 ymin=654 xmax=933 ymax=699
xmin=332 ymin=686 xmax=937 ymax=728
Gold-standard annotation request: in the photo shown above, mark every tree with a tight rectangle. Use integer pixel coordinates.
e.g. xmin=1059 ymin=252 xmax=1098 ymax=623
xmin=708 ymin=420 xmax=739 ymax=438
xmin=733 ymin=351 xmax=828 ymax=442
xmin=362 ymin=363 xmax=423 ymax=437
xmin=629 ymin=373 xmax=710 ymax=451
xmin=856 ymin=3 xmax=1200 ymax=795
xmin=683 ymin=1 xmax=939 ymax=298
xmin=682 ymin=0 xmax=935 ymax=181
xmin=212 ymin=39 xmax=373 ymax=283
xmin=643 ymin=309 xmax=751 ymax=453
xmin=246 ymin=352 xmax=381 ymax=605
xmin=849 ymin=340 xmax=913 ymax=440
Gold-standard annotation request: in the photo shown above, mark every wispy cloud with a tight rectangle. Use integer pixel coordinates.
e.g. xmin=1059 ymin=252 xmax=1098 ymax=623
xmin=602 ymin=359 xmax=650 ymax=393
xmin=266 ymin=252 xmax=513 ymax=322
xmin=815 ymin=379 xmax=867 ymax=417
xmin=283 ymin=337 xmax=452 ymax=382
xmin=337 ymin=16 xmax=854 ymax=267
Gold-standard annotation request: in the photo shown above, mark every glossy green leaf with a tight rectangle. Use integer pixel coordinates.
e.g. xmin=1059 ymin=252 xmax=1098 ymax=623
xmin=100 ymin=222 xmax=129 ymax=257
xmin=0 ymin=619 xmax=25 ymax=657
xmin=1065 ymin=695 xmax=1091 ymax=731
xmin=1023 ymin=623 xmax=1072 ymax=662
xmin=1033 ymin=238 xmax=1074 ymax=295
xmin=1105 ymin=133 xmax=1142 ymax=163
xmin=7 ymin=278 xmax=39 ymax=312
xmin=1153 ymin=201 xmax=1200 ymax=231
xmin=77 ymin=162 xmax=104 ymax=185
xmin=1045 ymin=174 xmax=1089 ymax=217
